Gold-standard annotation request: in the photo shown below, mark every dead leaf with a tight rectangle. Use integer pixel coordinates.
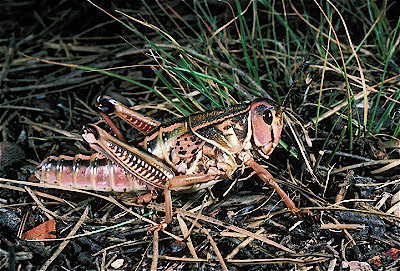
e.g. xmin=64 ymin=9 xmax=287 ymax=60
xmin=384 ymin=248 xmax=399 ymax=260
xmin=22 ymin=219 xmax=56 ymax=240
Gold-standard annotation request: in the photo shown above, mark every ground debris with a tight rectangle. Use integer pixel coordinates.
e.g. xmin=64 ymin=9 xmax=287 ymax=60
xmin=1 ymin=0 xmax=399 ymax=270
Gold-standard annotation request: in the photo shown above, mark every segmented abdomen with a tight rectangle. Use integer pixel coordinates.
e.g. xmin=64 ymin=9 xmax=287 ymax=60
xmin=35 ymin=153 xmax=147 ymax=193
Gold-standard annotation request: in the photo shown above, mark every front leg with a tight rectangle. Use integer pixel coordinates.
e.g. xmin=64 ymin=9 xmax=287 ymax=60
xmin=245 ymin=157 xmax=299 ymax=214
xmin=241 ymin=153 xmax=310 ymax=215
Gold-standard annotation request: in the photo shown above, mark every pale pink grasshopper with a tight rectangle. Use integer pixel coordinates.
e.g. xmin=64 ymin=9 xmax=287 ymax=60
xmin=35 ymin=96 xmax=303 ymax=230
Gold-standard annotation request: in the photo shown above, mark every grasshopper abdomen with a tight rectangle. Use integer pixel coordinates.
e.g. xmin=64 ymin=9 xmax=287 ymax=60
xmin=35 ymin=153 xmax=148 ymax=193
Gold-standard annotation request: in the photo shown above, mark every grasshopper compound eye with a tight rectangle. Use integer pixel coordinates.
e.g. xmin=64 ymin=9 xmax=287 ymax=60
xmin=262 ymin=109 xmax=273 ymax=125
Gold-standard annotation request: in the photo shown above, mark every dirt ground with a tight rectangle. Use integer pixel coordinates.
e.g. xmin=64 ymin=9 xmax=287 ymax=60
xmin=1 ymin=1 xmax=400 ymax=270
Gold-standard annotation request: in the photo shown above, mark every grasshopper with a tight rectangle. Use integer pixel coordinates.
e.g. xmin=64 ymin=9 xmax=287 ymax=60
xmin=35 ymin=96 xmax=301 ymax=230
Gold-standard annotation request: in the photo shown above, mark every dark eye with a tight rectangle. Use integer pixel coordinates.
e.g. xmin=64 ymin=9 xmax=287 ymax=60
xmin=262 ymin=109 xmax=273 ymax=125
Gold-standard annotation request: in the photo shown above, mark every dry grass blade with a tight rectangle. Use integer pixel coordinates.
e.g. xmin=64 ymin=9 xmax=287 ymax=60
xmin=226 ymin=257 xmax=331 ymax=266
xmin=0 ymin=183 xmax=66 ymax=204
xmin=92 ymin=239 xmax=157 ymax=257
xmin=332 ymin=159 xmax=399 ymax=174
xmin=23 ymin=186 xmax=57 ymax=220
xmin=326 ymin=0 xmax=368 ymax=130
xmin=320 ymin=223 xmax=366 ymax=230
xmin=371 ymin=160 xmax=400 ymax=175
xmin=305 ymin=87 xmax=371 ymax=129
xmin=226 ymin=228 xmax=265 ymax=260
xmin=151 ymin=255 xmax=331 ymax=266
xmin=195 ymin=221 xmax=228 ymax=271
xmin=150 ymin=230 xmax=159 ymax=271
xmin=284 ymin=114 xmax=317 ymax=181
xmin=174 ymin=208 xmax=295 ymax=254
xmin=176 ymin=214 xmax=198 ymax=261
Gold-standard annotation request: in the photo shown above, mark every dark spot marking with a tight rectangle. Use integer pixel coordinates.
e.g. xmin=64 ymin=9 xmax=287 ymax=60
xmin=195 ymin=141 xmax=203 ymax=145
xmin=179 ymin=146 xmax=184 ymax=150
xmin=191 ymin=148 xmax=198 ymax=155
xmin=178 ymin=150 xmax=187 ymax=155
xmin=187 ymin=144 xmax=190 ymax=147
xmin=176 ymin=141 xmax=181 ymax=146
xmin=184 ymin=137 xmax=188 ymax=141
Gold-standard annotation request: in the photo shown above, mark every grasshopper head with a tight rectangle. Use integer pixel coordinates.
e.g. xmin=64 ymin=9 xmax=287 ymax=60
xmin=250 ymin=100 xmax=283 ymax=157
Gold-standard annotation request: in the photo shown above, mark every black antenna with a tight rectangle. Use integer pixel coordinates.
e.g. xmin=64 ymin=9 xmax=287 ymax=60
xmin=281 ymin=43 xmax=316 ymax=110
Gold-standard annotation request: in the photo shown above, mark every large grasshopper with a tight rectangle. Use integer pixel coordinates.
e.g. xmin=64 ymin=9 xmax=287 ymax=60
xmin=35 ymin=96 xmax=300 ymax=230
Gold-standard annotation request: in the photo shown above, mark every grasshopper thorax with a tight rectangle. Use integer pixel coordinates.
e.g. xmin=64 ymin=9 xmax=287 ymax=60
xmin=250 ymin=100 xmax=283 ymax=157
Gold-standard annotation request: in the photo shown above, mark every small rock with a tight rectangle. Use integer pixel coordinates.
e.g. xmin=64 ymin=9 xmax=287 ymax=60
xmin=0 ymin=209 xmax=21 ymax=232
xmin=0 ymin=141 xmax=25 ymax=167
xmin=111 ymin=258 xmax=124 ymax=269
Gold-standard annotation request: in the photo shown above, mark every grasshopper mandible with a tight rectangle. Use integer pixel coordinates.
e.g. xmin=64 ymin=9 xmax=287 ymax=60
xmin=35 ymin=96 xmax=300 ymax=230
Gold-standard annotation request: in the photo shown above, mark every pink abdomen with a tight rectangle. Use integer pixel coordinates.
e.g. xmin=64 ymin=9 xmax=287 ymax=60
xmin=35 ymin=153 xmax=147 ymax=193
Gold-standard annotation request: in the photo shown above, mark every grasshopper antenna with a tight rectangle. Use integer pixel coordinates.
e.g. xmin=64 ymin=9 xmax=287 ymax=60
xmin=280 ymin=43 xmax=316 ymax=111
